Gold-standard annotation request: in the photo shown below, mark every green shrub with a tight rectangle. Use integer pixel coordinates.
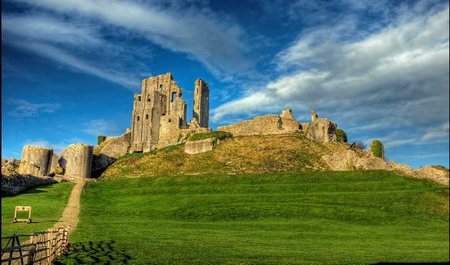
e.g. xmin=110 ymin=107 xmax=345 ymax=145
xmin=97 ymin=136 xmax=107 ymax=145
xmin=188 ymin=131 xmax=232 ymax=142
xmin=335 ymin=129 xmax=347 ymax=143
xmin=370 ymin=140 xmax=384 ymax=159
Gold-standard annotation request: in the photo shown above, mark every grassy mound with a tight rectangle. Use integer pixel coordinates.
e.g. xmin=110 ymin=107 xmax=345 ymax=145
xmin=61 ymin=171 xmax=449 ymax=264
xmin=102 ymin=133 xmax=343 ymax=179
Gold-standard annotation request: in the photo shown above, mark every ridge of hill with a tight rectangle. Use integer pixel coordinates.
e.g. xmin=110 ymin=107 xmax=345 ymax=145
xmin=101 ymin=133 xmax=344 ymax=179
xmin=100 ymin=132 xmax=449 ymax=186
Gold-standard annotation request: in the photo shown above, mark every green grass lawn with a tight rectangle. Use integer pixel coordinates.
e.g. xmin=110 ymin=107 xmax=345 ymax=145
xmin=60 ymin=171 xmax=448 ymax=264
xmin=1 ymin=182 xmax=74 ymax=244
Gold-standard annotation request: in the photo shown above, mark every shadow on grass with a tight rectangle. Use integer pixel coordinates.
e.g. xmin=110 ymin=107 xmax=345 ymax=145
xmin=19 ymin=188 xmax=49 ymax=194
xmin=54 ymin=240 xmax=132 ymax=265
xmin=372 ymin=262 xmax=449 ymax=265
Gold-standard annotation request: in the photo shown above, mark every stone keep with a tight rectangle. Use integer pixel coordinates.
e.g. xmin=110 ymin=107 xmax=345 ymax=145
xmin=129 ymin=73 xmax=210 ymax=153
xmin=60 ymin=144 xmax=93 ymax=179
xmin=19 ymin=145 xmax=53 ymax=176
xmin=193 ymin=79 xmax=209 ymax=128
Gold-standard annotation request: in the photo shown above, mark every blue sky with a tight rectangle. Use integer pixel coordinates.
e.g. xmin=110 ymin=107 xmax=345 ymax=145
xmin=2 ymin=0 xmax=449 ymax=168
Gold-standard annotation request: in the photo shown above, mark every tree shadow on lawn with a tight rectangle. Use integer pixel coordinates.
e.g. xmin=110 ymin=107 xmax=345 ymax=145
xmin=54 ymin=240 xmax=132 ymax=265
xmin=373 ymin=262 xmax=449 ymax=265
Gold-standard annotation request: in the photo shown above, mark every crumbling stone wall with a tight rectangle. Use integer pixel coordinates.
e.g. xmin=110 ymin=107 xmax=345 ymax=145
xmin=184 ymin=138 xmax=215 ymax=154
xmin=217 ymin=109 xmax=301 ymax=136
xmin=2 ymin=158 xmax=57 ymax=196
xmin=49 ymin=154 xmax=59 ymax=175
xmin=306 ymin=118 xmax=337 ymax=143
xmin=60 ymin=144 xmax=93 ymax=179
xmin=322 ymin=148 xmax=449 ymax=186
xmin=129 ymin=73 xmax=210 ymax=153
xmin=17 ymin=145 xmax=53 ymax=176
xmin=92 ymin=132 xmax=131 ymax=176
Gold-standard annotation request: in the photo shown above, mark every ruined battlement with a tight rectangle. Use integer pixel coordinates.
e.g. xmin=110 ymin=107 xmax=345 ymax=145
xmin=217 ymin=110 xmax=302 ymax=136
xmin=218 ymin=108 xmax=338 ymax=142
xmin=129 ymin=73 xmax=210 ymax=153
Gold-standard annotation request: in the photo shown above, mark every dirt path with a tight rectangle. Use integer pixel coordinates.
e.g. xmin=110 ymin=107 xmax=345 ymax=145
xmin=52 ymin=180 xmax=85 ymax=233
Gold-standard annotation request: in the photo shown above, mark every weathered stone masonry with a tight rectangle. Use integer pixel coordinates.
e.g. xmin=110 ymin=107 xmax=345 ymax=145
xmin=129 ymin=73 xmax=209 ymax=153
xmin=217 ymin=108 xmax=337 ymax=143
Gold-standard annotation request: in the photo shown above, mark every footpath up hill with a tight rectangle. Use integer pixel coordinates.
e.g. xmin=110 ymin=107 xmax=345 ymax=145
xmin=101 ymin=133 xmax=344 ymax=179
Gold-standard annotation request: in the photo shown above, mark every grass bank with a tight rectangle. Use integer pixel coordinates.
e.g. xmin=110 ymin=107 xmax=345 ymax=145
xmin=1 ymin=182 xmax=74 ymax=240
xmin=102 ymin=134 xmax=337 ymax=178
xmin=59 ymin=171 xmax=448 ymax=264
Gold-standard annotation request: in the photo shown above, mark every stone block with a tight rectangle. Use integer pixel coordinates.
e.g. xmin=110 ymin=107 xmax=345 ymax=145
xmin=60 ymin=144 xmax=93 ymax=179
xmin=185 ymin=138 xmax=215 ymax=154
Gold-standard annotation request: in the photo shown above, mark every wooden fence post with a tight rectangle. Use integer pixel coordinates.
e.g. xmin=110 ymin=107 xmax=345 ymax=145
xmin=27 ymin=234 xmax=35 ymax=265
xmin=46 ymin=229 xmax=52 ymax=264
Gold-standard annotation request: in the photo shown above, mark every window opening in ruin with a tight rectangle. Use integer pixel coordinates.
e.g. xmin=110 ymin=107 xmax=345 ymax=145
xmin=171 ymin=92 xmax=176 ymax=102
xmin=138 ymin=96 xmax=141 ymax=101
xmin=147 ymin=96 xmax=151 ymax=102
xmin=159 ymin=84 xmax=163 ymax=91
xmin=168 ymin=119 xmax=171 ymax=123
xmin=146 ymin=114 xmax=149 ymax=119
xmin=137 ymin=116 xmax=140 ymax=121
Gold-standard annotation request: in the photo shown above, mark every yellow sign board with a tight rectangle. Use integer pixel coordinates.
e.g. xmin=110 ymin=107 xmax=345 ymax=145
xmin=13 ymin=206 xmax=32 ymax=223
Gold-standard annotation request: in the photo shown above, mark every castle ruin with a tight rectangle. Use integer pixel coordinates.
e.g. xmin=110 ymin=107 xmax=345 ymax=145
xmin=129 ymin=73 xmax=209 ymax=153
xmin=217 ymin=108 xmax=337 ymax=143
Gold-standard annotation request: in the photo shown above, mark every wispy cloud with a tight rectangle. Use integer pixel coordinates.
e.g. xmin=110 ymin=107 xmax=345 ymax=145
xmin=8 ymin=99 xmax=61 ymax=119
xmin=23 ymin=139 xmax=67 ymax=155
xmin=212 ymin=3 xmax=449 ymax=142
xmin=82 ymin=119 xmax=121 ymax=136
xmin=2 ymin=13 xmax=149 ymax=88
xmin=421 ymin=122 xmax=449 ymax=142
xmin=6 ymin=0 xmax=253 ymax=80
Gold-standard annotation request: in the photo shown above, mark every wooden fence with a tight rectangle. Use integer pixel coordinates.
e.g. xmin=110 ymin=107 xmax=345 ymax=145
xmin=1 ymin=226 xmax=70 ymax=265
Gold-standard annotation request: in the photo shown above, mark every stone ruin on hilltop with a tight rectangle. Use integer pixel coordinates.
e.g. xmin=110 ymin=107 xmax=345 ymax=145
xmin=4 ymin=72 xmax=446 ymax=186
xmin=217 ymin=109 xmax=338 ymax=143
xmin=3 ymin=72 xmax=340 ymax=182
xmin=129 ymin=72 xmax=210 ymax=152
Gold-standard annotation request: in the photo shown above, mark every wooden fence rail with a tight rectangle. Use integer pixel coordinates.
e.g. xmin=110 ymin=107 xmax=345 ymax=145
xmin=1 ymin=226 xmax=70 ymax=265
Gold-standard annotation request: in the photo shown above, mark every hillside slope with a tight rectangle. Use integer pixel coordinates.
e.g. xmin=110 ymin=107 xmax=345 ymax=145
xmin=101 ymin=133 xmax=346 ymax=179
xmin=62 ymin=171 xmax=449 ymax=264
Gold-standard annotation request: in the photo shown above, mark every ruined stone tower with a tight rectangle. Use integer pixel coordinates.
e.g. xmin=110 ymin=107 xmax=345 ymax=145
xmin=60 ymin=144 xmax=93 ymax=179
xmin=193 ymin=79 xmax=209 ymax=128
xmin=129 ymin=73 xmax=187 ymax=152
xmin=18 ymin=145 xmax=53 ymax=176
xmin=129 ymin=73 xmax=209 ymax=153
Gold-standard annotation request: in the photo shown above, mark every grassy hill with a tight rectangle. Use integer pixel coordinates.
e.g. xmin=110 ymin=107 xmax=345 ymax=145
xmin=101 ymin=133 xmax=346 ymax=179
xmin=57 ymin=171 xmax=449 ymax=264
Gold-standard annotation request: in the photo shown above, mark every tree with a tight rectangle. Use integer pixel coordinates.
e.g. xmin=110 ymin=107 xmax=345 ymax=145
xmin=350 ymin=141 xmax=366 ymax=151
xmin=335 ymin=129 xmax=347 ymax=143
xmin=97 ymin=136 xmax=106 ymax=145
xmin=370 ymin=140 xmax=384 ymax=159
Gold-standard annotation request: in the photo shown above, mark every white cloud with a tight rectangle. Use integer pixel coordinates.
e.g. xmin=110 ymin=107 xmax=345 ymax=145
xmin=8 ymin=99 xmax=61 ymax=119
xmin=9 ymin=0 xmax=252 ymax=79
xmin=212 ymin=3 xmax=449 ymax=145
xmin=421 ymin=122 xmax=449 ymax=142
xmin=82 ymin=119 xmax=121 ymax=136
xmin=23 ymin=139 xmax=66 ymax=155
xmin=2 ymin=13 xmax=149 ymax=88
